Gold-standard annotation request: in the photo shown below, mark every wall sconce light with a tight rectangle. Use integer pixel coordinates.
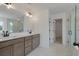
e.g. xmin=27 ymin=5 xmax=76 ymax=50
xmin=0 ymin=3 xmax=15 ymax=9
xmin=25 ymin=12 xmax=32 ymax=17
xmin=5 ymin=3 xmax=15 ymax=9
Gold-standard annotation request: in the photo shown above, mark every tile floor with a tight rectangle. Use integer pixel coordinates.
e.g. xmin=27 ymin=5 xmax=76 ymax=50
xmin=28 ymin=43 xmax=77 ymax=56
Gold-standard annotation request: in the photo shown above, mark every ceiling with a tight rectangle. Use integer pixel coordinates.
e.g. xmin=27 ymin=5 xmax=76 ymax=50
xmin=0 ymin=3 xmax=79 ymax=16
xmin=13 ymin=3 xmax=79 ymax=14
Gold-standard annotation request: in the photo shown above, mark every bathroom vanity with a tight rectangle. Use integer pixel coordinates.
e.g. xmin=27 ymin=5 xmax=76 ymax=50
xmin=0 ymin=34 xmax=40 ymax=56
xmin=0 ymin=4 xmax=40 ymax=56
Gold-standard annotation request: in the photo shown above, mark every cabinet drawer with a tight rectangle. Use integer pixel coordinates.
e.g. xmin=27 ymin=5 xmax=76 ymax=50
xmin=33 ymin=38 xmax=39 ymax=44
xmin=25 ymin=39 xmax=32 ymax=47
xmin=0 ymin=40 xmax=13 ymax=48
xmin=13 ymin=38 xmax=24 ymax=44
xmin=25 ymin=39 xmax=31 ymax=42
xmin=25 ymin=36 xmax=31 ymax=41
xmin=32 ymin=34 xmax=40 ymax=38
xmin=25 ymin=41 xmax=31 ymax=48
xmin=0 ymin=38 xmax=24 ymax=48
xmin=25 ymin=46 xmax=31 ymax=55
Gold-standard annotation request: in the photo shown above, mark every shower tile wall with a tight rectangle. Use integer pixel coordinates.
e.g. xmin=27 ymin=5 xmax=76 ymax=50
xmin=49 ymin=18 xmax=55 ymax=44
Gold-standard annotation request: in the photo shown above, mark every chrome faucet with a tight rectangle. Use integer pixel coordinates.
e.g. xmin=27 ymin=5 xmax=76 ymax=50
xmin=2 ymin=31 xmax=10 ymax=37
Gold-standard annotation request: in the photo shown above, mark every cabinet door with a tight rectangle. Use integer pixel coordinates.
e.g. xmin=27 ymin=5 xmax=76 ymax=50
xmin=32 ymin=35 xmax=40 ymax=49
xmin=13 ymin=42 xmax=24 ymax=56
xmin=0 ymin=45 xmax=13 ymax=56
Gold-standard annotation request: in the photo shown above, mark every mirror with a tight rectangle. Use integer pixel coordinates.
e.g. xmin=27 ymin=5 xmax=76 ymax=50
xmin=0 ymin=20 xmax=3 ymax=32
xmin=7 ymin=18 xmax=24 ymax=33
xmin=0 ymin=5 xmax=24 ymax=33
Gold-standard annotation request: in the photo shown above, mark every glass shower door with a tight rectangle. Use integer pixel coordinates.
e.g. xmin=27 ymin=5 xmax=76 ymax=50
xmin=67 ymin=13 xmax=72 ymax=47
xmin=67 ymin=12 xmax=75 ymax=47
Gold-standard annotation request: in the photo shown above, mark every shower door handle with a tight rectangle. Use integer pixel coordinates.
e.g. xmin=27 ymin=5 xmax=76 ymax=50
xmin=68 ymin=30 xmax=72 ymax=35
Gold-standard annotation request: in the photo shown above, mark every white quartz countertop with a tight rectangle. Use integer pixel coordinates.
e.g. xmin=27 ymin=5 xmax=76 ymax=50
xmin=0 ymin=32 xmax=39 ymax=42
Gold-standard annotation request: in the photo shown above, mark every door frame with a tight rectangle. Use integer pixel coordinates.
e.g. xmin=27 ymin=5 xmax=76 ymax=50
xmin=54 ymin=19 xmax=62 ymax=44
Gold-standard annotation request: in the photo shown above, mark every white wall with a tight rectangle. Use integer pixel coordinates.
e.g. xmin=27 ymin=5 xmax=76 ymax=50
xmin=24 ymin=9 xmax=49 ymax=48
xmin=38 ymin=9 xmax=49 ymax=48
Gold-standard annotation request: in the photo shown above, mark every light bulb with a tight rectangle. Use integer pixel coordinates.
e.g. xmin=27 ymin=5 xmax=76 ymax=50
xmin=6 ymin=5 xmax=15 ymax=9
xmin=29 ymin=15 xmax=32 ymax=17
xmin=25 ymin=12 xmax=32 ymax=17
xmin=26 ymin=13 xmax=29 ymax=16
xmin=7 ymin=5 xmax=12 ymax=9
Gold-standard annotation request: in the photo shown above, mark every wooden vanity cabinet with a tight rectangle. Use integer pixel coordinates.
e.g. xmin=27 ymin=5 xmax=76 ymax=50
xmin=32 ymin=34 xmax=40 ymax=49
xmin=0 ymin=34 xmax=40 ymax=56
xmin=24 ymin=36 xmax=32 ymax=55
